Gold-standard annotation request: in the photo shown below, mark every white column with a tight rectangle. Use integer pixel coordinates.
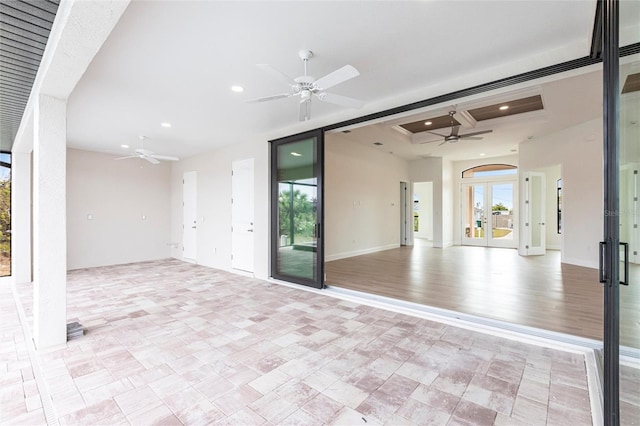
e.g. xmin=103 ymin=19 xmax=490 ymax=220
xmin=32 ymin=94 xmax=67 ymax=350
xmin=10 ymin=151 xmax=32 ymax=284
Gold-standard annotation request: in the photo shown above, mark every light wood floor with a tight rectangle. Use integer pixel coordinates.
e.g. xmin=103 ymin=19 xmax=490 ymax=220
xmin=325 ymin=242 xmax=640 ymax=348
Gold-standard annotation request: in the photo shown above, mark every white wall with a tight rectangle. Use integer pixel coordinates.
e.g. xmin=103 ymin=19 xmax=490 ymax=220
xmin=325 ymin=134 xmax=410 ymax=260
xmin=519 ymin=118 xmax=603 ymax=268
xmin=409 ymin=157 xmax=444 ymax=247
xmin=169 ymin=137 xmax=269 ymax=279
xmin=67 ymin=148 xmax=172 ymax=269
xmin=413 ymin=182 xmax=433 ymax=240
xmin=442 ymin=159 xmax=454 ymax=247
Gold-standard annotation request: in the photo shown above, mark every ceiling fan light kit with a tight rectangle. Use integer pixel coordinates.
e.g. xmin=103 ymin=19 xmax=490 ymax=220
xmin=248 ymin=49 xmax=364 ymax=121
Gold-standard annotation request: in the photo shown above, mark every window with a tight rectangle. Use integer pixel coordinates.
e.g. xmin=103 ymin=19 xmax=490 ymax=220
xmin=462 ymin=164 xmax=517 ymax=178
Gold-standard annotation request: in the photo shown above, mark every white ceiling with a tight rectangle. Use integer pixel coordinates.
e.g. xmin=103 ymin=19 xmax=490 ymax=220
xmin=66 ymin=1 xmax=608 ymax=161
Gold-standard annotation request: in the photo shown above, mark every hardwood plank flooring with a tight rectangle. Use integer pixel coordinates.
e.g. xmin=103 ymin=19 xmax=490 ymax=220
xmin=325 ymin=242 xmax=640 ymax=348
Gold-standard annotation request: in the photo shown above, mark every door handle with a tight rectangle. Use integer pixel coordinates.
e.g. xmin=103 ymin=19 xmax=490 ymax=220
xmin=621 ymin=242 xmax=629 ymax=286
xmin=600 ymin=241 xmax=630 ymax=285
xmin=247 ymin=229 xmax=254 ymax=232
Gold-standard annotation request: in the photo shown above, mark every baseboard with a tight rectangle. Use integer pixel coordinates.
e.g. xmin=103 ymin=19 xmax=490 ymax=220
xmin=325 ymin=244 xmax=399 ymax=262
xmin=562 ymin=257 xmax=598 ymax=269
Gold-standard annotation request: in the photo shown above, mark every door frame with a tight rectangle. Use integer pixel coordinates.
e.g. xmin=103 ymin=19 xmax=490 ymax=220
xmin=460 ymin=176 xmax=518 ymax=248
xmin=269 ymin=129 xmax=324 ymax=289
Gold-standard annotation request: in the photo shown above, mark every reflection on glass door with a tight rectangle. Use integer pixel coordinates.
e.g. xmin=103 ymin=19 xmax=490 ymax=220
xmin=271 ymin=131 xmax=323 ymax=288
xmin=616 ymin=2 xmax=640 ymax=422
xmin=619 ymin=51 xmax=639 ymax=356
xmin=462 ymin=181 xmax=516 ymax=248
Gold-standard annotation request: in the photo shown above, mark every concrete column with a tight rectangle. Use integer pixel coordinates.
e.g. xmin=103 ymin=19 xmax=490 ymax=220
xmin=32 ymin=94 xmax=67 ymax=350
xmin=10 ymin=151 xmax=32 ymax=284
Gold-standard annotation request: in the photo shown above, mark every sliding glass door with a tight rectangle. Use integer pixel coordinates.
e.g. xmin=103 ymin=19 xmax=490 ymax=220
xmin=617 ymin=2 xmax=640 ymax=424
xmin=270 ymin=130 xmax=324 ymax=288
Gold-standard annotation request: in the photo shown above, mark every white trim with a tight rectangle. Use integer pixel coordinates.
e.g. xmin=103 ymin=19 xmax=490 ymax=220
xmin=562 ymin=257 xmax=599 ymax=269
xmin=325 ymin=243 xmax=399 ymax=262
xmin=584 ymin=349 xmax=604 ymax=426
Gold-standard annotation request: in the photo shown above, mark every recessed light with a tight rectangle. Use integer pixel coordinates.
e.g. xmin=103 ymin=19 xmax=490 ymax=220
xmin=121 ymin=144 xmax=129 ymax=149
xmin=291 ymin=152 xmax=302 ymax=157
xmin=161 ymin=122 xmax=172 ymax=128
xmin=479 ymin=153 xmax=486 ymax=156
xmin=231 ymin=85 xmax=244 ymax=93
xmin=499 ymin=105 xmax=509 ymax=111
xmin=424 ymin=121 xmax=433 ymax=126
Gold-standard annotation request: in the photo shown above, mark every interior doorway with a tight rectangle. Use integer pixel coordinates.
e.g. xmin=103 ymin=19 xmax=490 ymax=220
xmin=413 ymin=181 xmax=433 ymax=243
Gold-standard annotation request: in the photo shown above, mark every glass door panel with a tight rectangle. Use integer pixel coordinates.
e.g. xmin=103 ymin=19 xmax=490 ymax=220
xmin=461 ymin=183 xmax=486 ymax=246
xmin=523 ymin=172 xmax=545 ymax=255
xmin=489 ymin=182 xmax=515 ymax=247
xmin=619 ymin=3 xmax=639 ymax=423
xmin=271 ymin=132 xmax=323 ymax=288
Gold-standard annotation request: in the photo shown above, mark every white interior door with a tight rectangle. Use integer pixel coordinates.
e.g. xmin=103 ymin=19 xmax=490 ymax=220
xmin=183 ymin=171 xmax=197 ymax=262
xmin=524 ymin=172 xmax=546 ymax=255
xmin=232 ymin=158 xmax=254 ymax=272
xmin=400 ymin=182 xmax=409 ymax=246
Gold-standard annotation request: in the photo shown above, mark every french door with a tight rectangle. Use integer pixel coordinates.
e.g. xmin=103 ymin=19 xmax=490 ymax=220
xmin=461 ymin=180 xmax=516 ymax=248
xmin=270 ymin=130 xmax=324 ymax=288
xmin=523 ymin=172 xmax=546 ymax=255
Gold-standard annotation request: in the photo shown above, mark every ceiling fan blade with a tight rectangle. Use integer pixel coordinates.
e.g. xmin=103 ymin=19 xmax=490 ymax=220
xmin=143 ymin=156 xmax=160 ymax=165
xmin=256 ymin=64 xmax=296 ymax=86
xmin=114 ymin=155 xmax=138 ymax=161
xmin=438 ymin=140 xmax=448 ymax=146
xmin=419 ymin=139 xmax=442 ymax=145
xmin=299 ymin=100 xmax=311 ymax=121
xmin=246 ymin=93 xmax=292 ymax=103
xmin=459 ymin=129 xmax=493 ymax=138
xmin=316 ymin=92 xmax=364 ymax=109
xmin=425 ymin=131 xmax=448 ymax=138
xmin=151 ymin=154 xmax=180 ymax=161
xmin=314 ymin=65 xmax=359 ymax=91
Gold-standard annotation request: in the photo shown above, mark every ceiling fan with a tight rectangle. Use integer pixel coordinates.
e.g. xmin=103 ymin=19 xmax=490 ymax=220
xmin=115 ymin=136 xmax=179 ymax=164
xmin=422 ymin=111 xmax=493 ymax=145
xmin=247 ymin=49 xmax=364 ymax=121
